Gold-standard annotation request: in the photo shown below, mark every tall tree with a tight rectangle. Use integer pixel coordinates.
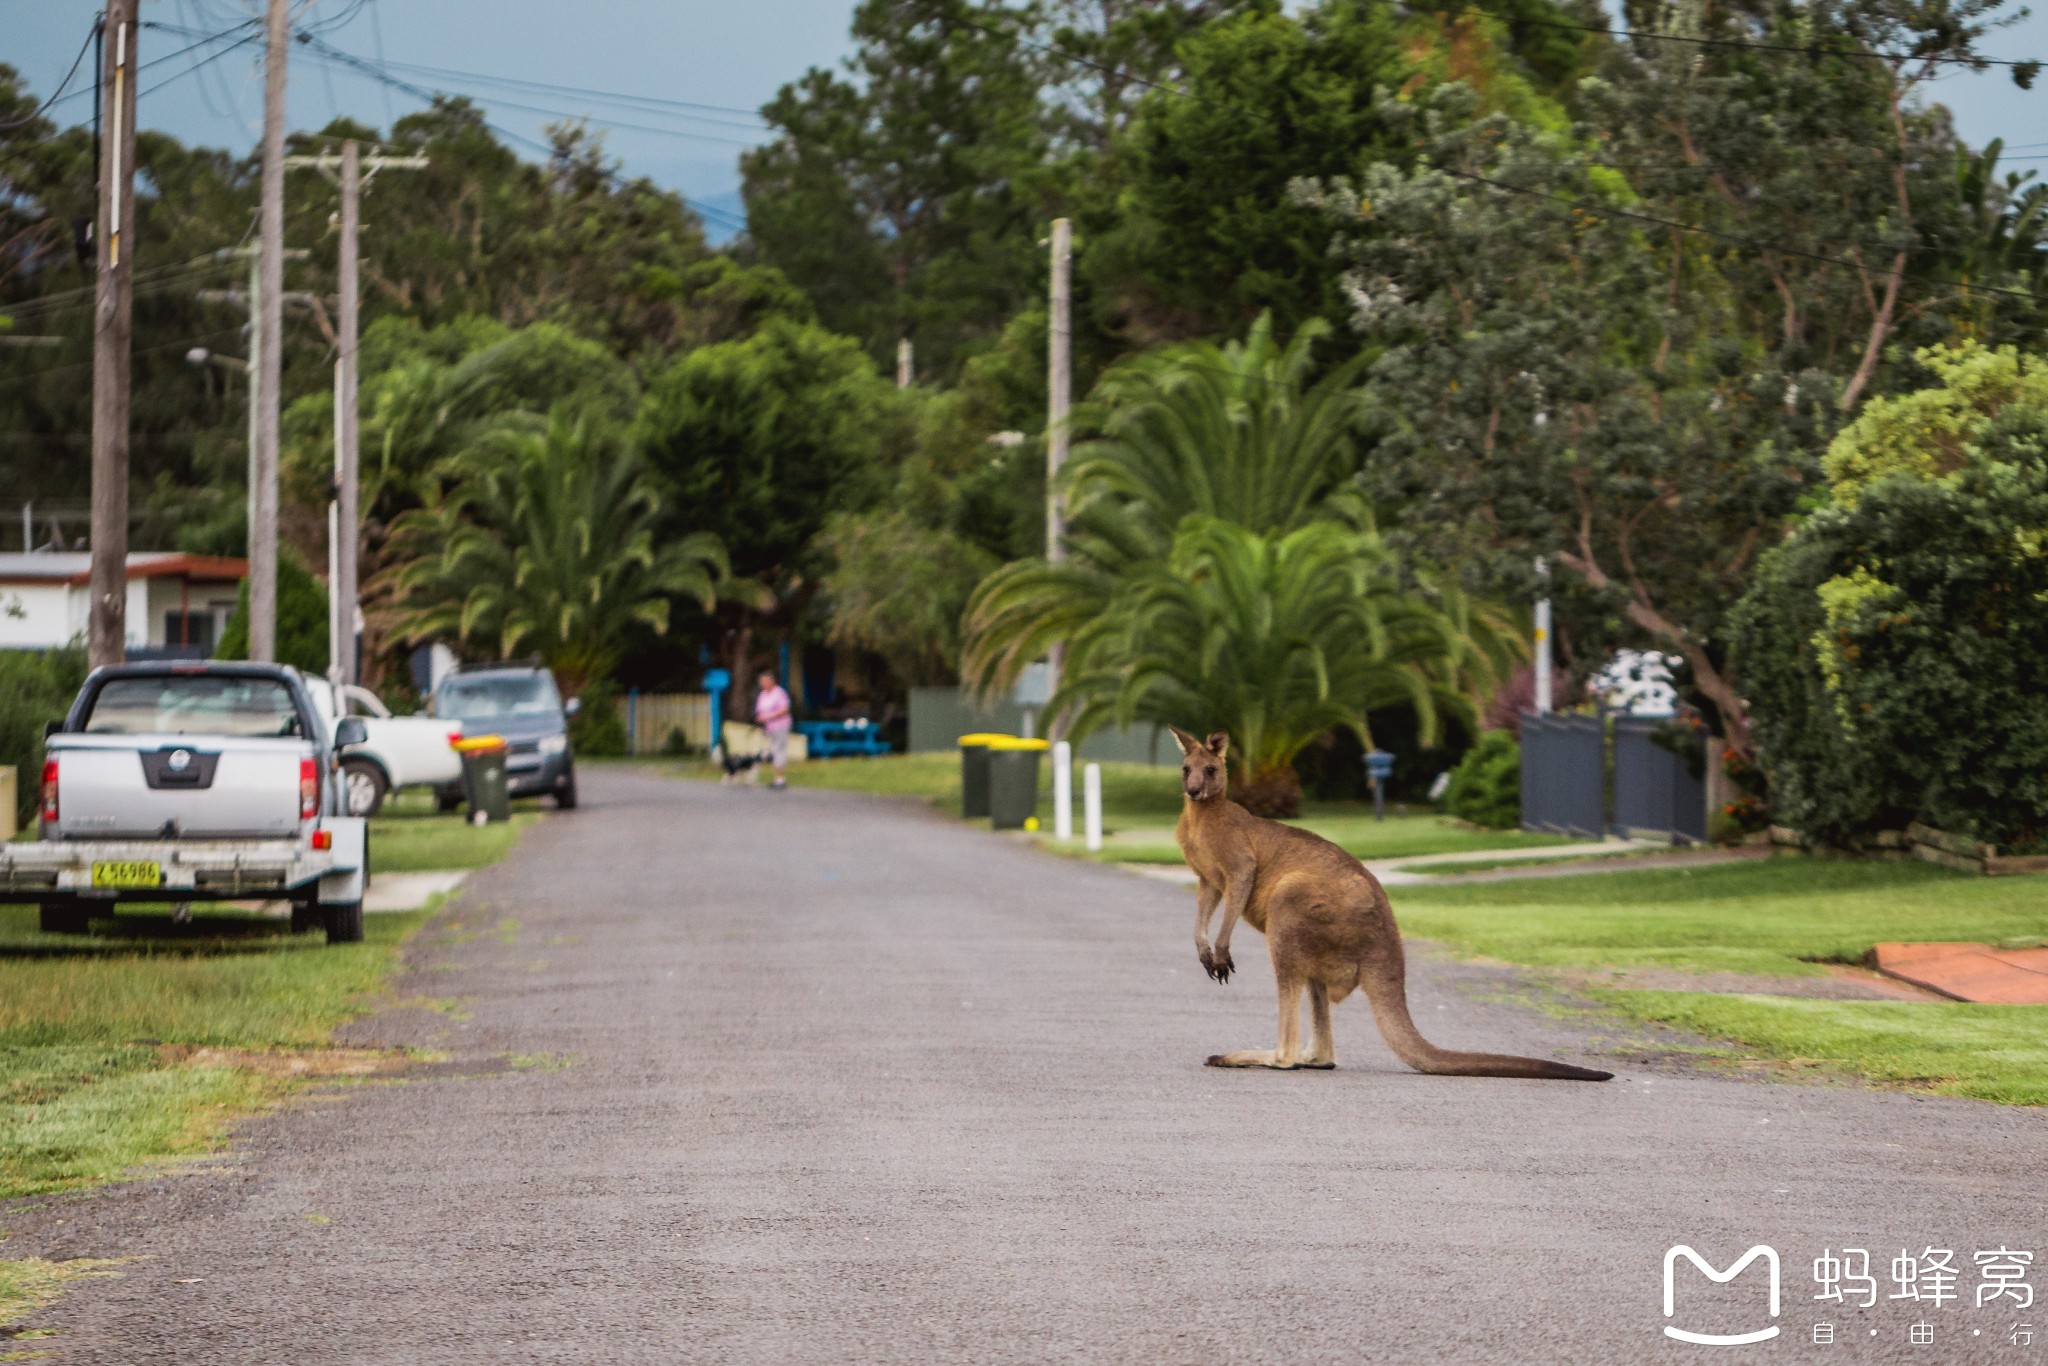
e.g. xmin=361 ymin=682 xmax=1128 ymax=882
xmin=740 ymin=0 xmax=1050 ymax=375
xmin=383 ymin=413 xmax=751 ymax=696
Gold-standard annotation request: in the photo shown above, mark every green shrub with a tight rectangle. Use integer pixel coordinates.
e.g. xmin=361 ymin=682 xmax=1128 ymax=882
xmin=1733 ymin=406 xmax=2048 ymax=851
xmin=216 ymin=551 xmax=329 ymax=675
xmin=569 ymin=680 xmax=627 ymax=757
xmin=0 ymin=648 xmax=88 ymax=828
xmin=1442 ymin=730 xmax=1520 ymax=830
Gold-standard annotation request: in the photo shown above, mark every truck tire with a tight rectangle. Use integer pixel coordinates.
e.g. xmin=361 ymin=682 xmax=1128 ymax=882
xmin=554 ymin=765 xmax=578 ymax=810
xmin=435 ymin=787 xmax=462 ymax=814
xmin=39 ymin=903 xmax=88 ymax=936
xmin=341 ymin=758 xmax=388 ymax=817
xmin=322 ymin=902 xmax=365 ymax=944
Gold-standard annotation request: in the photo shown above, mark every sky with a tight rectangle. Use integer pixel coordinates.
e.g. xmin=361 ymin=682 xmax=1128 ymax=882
xmin=7 ymin=0 xmax=2048 ymax=244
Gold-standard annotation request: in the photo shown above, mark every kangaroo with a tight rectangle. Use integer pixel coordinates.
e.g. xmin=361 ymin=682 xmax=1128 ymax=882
xmin=1170 ymin=727 xmax=1612 ymax=1081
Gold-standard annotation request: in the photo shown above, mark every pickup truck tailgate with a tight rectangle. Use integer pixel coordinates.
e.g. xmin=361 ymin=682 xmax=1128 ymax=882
xmin=49 ymin=735 xmax=307 ymax=839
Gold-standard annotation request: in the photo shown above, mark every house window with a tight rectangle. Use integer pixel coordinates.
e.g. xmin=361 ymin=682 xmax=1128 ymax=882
xmin=163 ymin=610 xmax=215 ymax=653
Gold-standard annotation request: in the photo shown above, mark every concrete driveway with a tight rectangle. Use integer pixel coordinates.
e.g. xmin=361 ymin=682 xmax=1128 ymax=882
xmin=9 ymin=766 xmax=2044 ymax=1362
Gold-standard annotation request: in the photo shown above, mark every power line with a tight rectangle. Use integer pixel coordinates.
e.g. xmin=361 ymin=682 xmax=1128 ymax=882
xmin=0 ymin=20 xmax=97 ymax=129
xmin=292 ymin=35 xmax=750 ymax=234
xmin=0 ymin=325 xmax=247 ymax=394
xmin=292 ymin=43 xmax=760 ymax=148
xmin=358 ymin=55 xmax=767 ymax=127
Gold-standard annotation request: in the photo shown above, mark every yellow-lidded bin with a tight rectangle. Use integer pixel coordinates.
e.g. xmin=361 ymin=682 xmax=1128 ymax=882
xmin=987 ymin=736 xmax=1050 ymax=830
xmin=957 ymin=732 xmax=1009 ymax=819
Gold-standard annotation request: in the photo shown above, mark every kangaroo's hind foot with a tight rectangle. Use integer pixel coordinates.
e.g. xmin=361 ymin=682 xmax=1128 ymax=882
xmin=1204 ymin=1049 xmax=1334 ymax=1070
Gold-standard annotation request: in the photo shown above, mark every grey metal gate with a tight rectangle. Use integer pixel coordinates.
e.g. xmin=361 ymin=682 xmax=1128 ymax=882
xmin=1611 ymin=717 xmax=1707 ymax=844
xmin=1519 ymin=713 xmax=1605 ymax=837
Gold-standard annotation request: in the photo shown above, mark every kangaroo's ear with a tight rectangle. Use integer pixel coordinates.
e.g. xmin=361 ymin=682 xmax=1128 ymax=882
xmin=1204 ymin=731 xmax=1229 ymax=759
xmin=1168 ymin=725 xmax=1201 ymax=755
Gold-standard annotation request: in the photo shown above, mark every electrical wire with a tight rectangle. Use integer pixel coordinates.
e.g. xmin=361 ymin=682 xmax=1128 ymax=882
xmin=292 ymin=36 xmax=751 ymax=234
xmin=0 ymin=21 xmax=98 ymax=129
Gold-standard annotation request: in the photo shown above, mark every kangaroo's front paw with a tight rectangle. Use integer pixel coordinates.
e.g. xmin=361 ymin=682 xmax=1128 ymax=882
xmin=1205 ymin=946 xmax=1234 ymax=983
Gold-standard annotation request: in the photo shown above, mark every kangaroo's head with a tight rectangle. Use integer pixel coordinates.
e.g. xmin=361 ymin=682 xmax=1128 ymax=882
xmin=1169 ymin=727 xmax=1230 ymax=803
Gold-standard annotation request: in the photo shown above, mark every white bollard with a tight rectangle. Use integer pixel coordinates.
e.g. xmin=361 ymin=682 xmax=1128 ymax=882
xmin=1052 ymin=741 xmax=1072 ymax=840
xmin=1083 ymin=762 xmax=1103 ymax=852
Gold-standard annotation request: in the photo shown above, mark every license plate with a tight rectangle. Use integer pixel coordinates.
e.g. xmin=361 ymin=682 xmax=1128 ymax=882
xmin=91 ymin=860 xmax=164 ymax=889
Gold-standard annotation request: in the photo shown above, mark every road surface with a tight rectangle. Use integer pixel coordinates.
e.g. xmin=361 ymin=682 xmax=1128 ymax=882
xmin=10 ymin=767 xmax=2046 ymax=1362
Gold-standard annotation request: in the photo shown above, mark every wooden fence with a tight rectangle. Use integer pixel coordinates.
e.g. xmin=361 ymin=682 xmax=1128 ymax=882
xmin=624 ymin=692 xmax=713 ymax=756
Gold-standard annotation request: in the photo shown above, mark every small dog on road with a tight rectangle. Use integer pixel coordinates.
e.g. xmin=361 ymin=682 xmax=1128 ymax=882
xmin=715 ymin=745 xmax=769 ymax=784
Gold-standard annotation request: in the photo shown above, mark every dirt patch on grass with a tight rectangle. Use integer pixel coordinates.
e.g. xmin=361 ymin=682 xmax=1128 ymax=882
xmin=152 ymin=1045 xmax=417 ymax=1079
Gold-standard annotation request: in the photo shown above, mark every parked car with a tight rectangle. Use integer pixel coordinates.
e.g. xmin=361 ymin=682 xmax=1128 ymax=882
xmin=429 ymin=663 xmax=580 ymax=810
xmin=0 ymin=662 xmax=369 ymax=943
xmin=306 ymin=679 xmax=464 ymax=817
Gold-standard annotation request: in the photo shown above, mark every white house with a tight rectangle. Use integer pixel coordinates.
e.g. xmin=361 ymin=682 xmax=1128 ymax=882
xmin=0 ymin=552 xmax=247 ymax=655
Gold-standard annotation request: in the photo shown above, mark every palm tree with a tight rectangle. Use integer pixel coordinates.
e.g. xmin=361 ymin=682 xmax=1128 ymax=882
xmin=965 ymin=312 xmax=1372 ymax=693
xmin=1063 ymin=312 xmax=1370 ymax=569
xmin=383 ymin=412 xmax=760 ymax=696
xmin=1035 ymin=517 xmax=1518 ymax=816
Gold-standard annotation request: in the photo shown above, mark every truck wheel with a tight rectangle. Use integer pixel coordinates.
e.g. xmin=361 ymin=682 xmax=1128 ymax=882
xmin=322 ymin=902 xmax=365 ymax=944
xmin=434 ymin=788 xmax=462 ymax=814
xmin=39 ymin=903 xmax=88 ymax=936
xmin=554 ymin=766 xmax=578 ymax=810
xmin=341 ymin=758 xmax=388 ymax=817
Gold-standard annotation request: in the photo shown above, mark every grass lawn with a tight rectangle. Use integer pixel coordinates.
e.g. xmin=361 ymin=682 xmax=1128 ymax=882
xmin=370 ymin=788 xmax=540 ymax=872
xmin=672 ymin=752 xmax=1566 ymax=865
xmin=0 ymin=793 xmax=533 ymax=1227
xmin=1391 ymin=858 xmax=2048 ymax=1104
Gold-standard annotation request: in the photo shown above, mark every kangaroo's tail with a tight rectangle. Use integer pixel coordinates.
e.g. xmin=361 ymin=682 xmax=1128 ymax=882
xmin=1357 ymin=947 xmax=1613 ymax=1082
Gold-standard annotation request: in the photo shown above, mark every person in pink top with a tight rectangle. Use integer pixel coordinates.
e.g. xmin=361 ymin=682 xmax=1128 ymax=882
xmin=753 ymin=670 xmax=793 ymax=790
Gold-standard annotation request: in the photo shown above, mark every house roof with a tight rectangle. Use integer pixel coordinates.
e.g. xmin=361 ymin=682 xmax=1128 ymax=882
xmin=0 ymin=552 xmax=248 ymax=587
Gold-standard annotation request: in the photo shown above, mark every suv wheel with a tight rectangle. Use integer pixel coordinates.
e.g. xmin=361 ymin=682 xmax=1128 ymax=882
xmin=342 ymin=758 xmax=388 ymax=817
xmin=554 ymin=764 xmax=578 ymax=810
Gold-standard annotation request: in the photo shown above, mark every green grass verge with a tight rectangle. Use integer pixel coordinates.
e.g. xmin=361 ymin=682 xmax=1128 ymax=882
xmin=369 ymin=788 xmax=539 ymax=873
xmin=672 ymin=753 xmax=1563 ymax=864
xmin=0 ymin=907 xmax=432 ymax=1198
xmin=1392 ymin=858 xmax=2048 ymax=1104
xmin=0 ymin=792 xmax=535 ymax=1200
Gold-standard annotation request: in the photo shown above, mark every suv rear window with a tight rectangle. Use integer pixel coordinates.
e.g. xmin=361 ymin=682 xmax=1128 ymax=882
xmin=436 ymin=672 xmax=561 ymax=721
xmin=84 ymin=676 xmax=304 ymax=738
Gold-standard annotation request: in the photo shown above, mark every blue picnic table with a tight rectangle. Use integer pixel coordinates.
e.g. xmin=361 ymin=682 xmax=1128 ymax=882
xmin=796 ymin=718 xmax=892 ymax=758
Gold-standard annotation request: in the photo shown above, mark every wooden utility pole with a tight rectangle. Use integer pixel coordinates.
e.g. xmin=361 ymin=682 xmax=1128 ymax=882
xmin=87 ymin=0 xmax=138 ymax=669
xmin=333 ymin=140 xmax=361 ymax=686
xmin=250 ymin=0 xmax=289 ymax=662
xmin=284 ymin=143 xmax=427 ymax=685
xmin=1044 ymin=218 xmax=1072 ymax=725
xmin=1045 ymin=218 xmax=1072 ymax=565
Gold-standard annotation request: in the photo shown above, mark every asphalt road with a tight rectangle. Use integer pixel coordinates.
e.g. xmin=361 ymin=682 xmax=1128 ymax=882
xmin=11 ymin=767 xmax=2047 ymax=1363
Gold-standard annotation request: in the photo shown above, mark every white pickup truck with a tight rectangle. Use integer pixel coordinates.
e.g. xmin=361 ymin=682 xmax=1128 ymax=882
xmin=305 ymin=680 xmax=463 ymax=817
xmin=0 ymin=662 xmax=370 ymax=943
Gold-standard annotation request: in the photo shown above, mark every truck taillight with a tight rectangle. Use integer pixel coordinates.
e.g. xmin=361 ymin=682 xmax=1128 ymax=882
xmin=447 ymin=730 xmax=463 ymax=749
xmin=300 ymin=757 xmax=319 ymax=820
xmin=40 ymin=758 xmax=58 ymax=821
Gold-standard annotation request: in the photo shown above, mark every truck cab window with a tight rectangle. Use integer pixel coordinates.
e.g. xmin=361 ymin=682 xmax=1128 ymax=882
xmin=84 ymin=677 xmax=303 ymax=738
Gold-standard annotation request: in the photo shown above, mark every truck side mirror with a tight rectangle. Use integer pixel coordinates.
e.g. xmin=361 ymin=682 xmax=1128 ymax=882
xmin=334 ymin=717 xmax=370 ymax=748
xmin=564 ymin=697 xmax=582 ymax=718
